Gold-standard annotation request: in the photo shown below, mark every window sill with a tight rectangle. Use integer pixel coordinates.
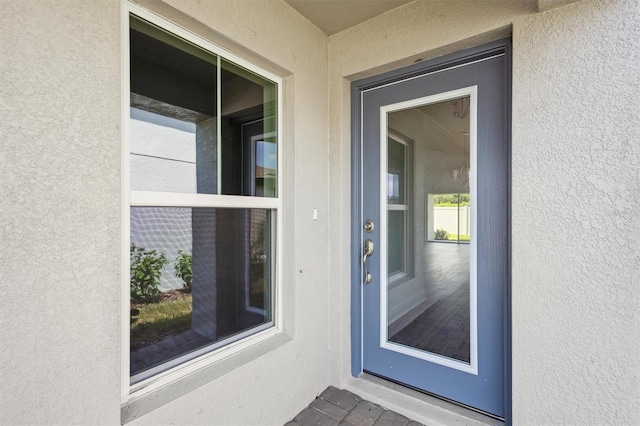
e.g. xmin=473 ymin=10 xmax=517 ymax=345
xmin=121 ymin=331 xmax=291 ymax=424
xmin=387 ymin=272 xmax=414 ymax=291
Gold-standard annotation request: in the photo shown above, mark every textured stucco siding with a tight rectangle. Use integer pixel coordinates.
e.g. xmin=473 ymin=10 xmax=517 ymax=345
xmin=1 ymin=0 xmax=639 ymax=424
xmin=511 ymin=1 xmax=640 ymax=424
xmin=328 ymin=0 xmax=640 ymax=424
xmin=0 ymin=1 xmax=122 ymax=424
xmin=0 ymin=0 xmax=330 ymax=424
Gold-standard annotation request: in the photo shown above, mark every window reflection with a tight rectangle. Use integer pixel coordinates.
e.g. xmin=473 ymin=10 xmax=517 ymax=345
xmin=129 ymin=207 xmax=273 ymax=379
xmin=129 ymin=17 xmax=278 ymax=197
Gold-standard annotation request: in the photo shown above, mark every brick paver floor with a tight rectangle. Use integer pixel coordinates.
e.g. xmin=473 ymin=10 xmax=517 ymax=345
xmin=286 ymin=386 xmax=423 ymax=426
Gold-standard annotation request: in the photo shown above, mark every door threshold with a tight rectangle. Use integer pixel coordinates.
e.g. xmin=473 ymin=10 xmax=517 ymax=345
xmin=343 ymin=373 xmax=504 ymax=426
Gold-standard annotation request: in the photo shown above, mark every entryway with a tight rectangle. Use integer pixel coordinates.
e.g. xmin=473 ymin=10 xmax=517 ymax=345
xmin=287 ymin=383 xmax=502 ymax=426
xmin=351 ymin=41 xmax=510 ymax=419
xmin=286 ymin=387 xmax=423 ymax=426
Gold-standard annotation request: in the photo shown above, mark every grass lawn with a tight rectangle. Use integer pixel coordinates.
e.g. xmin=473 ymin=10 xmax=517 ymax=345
xmin=445 ymin=234 xmax=471 ymax=241
xmin=131 ymin=291 xmax=192 ymax=349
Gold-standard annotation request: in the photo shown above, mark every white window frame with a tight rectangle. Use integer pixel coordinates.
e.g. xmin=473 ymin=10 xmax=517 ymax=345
xmin=246 ymin=127 xmax=277 ymax=315
xmin=120 ymin=2 xmax=284 ymax=402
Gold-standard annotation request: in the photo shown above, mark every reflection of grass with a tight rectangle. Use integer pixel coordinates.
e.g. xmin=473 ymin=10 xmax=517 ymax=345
xmin=250 ymin=278 xmax=265 ymax=310
xmin=446 ymin=234 xmax=471 ymax=241
xmin=131 ymin=294 xmax=192 ymax=349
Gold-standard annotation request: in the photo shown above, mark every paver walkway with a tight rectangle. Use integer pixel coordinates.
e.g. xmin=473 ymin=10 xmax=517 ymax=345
xmin=286 ymin=386 xmax=423 ymax=426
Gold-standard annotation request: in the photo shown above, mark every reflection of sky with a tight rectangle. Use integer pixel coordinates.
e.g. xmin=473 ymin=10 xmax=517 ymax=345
xmin=256 ymin=141 xmax=277 ymax=169
xmin=387 ymin=173 xmax=399 ymax=199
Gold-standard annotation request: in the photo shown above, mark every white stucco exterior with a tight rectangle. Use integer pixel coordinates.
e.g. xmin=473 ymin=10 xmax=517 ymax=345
xmin=0 ymin=0 xmax=638 ymax=425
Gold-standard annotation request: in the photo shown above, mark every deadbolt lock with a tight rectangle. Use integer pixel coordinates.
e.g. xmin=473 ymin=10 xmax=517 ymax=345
xmin=364 ymin=219 xmax=375 ymax=233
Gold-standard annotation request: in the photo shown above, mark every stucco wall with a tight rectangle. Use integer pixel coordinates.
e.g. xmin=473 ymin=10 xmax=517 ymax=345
xmin=0 ymin=1 xmax=122 ymax=424
xmin=328 ymin=0 xmax=639 ymax=424
xmin=2 ymin=0 xmax=639 ymax=424
xmin=1 ymin=0 xmax=330 ymax=424
xmin=511 ymin=1 xmax=640 ymax=423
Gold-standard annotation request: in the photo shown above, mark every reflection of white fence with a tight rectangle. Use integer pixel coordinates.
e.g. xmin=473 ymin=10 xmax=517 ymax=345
xmin=130 ymin=207 xmax=193 ymax=291
xmin=433 ymin=206 xmax=470 ymax=237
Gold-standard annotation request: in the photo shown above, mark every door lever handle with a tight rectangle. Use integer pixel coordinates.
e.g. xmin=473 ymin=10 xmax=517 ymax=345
xmin=363 ymin=239 xmax=375 ymax=284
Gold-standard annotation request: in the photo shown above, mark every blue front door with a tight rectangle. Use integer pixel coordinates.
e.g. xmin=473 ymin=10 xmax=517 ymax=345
xmin=355 ymin=45 xmax=509 ymax=417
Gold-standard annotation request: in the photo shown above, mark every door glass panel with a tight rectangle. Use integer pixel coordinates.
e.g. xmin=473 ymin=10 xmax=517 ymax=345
xmin=386 ymin=95 xmax=472 ymax=364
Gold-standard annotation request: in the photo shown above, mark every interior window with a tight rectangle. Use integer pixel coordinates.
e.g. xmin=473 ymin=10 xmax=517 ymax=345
xmin=387 ymin=134 xmax=413 ymax=279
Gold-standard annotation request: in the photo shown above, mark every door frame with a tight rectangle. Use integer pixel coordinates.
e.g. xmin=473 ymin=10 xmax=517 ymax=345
xmin=350 ymin=38 xmax=512 ymax=421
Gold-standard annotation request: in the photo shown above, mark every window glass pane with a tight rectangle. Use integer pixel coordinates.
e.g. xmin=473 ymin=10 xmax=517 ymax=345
xmin=129 ymin=16 xmax=219 ymax=194
xmin=220 ymin=59 xmax=278 ymax=197
xmin=388 ymin=210 xmax=405 ymax=275
xmin=130 ymin=207 xmax=274 ymax=381
xmin=387 ymin=138 xmax=405 ymax=204
xmin=387 ymin=135 xmax=410 ymax=279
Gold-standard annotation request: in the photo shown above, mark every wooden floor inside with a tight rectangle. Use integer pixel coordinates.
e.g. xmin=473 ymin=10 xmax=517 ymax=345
xmin=389 ymin=242 xmax=470 ymax=363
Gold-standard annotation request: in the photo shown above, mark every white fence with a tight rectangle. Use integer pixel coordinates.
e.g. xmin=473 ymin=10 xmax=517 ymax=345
xmin=432 ymin=206 xmax=470 ymax=239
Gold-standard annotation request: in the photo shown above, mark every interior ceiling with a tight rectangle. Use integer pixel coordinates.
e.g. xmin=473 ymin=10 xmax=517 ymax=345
xmin=388 ymin=98 xmax=470 ymax=155
xmin=284 ymin=0 xmax=415 ymax=35
xmin=416 ymin=99 xmax=469 ymax=152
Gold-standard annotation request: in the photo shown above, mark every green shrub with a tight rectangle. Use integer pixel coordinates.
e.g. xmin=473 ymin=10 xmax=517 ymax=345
xmin=130 ymin=244 xmax=168 ymax=302
xmin=434 ymin=228 xmax=449 ymax=240
xmin=174 ymin=250 xmax=193 ymax=292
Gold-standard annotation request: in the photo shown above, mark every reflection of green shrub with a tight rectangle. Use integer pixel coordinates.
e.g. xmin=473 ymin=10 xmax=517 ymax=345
xmin=251 ymin=219 xmax=266 ymax=265
xmin=434 ymin=228 xmax=449 ymax=240
xmin=250 ymin=277 xmax=265 ymax=309
xmin=174 ymin=250 xmax=193 ymax=292
xmin=130 ymin=244 xmax=168 ymax=302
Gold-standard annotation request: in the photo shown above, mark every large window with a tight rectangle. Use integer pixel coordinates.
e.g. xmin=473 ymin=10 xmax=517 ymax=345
xmin=427 ymin=193 xmax=470 ymax=243
xmin=125 ymin=10 xmax=281 ymax=388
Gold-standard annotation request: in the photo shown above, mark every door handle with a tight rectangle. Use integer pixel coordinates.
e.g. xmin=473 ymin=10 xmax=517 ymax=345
xmin=363 ymin=239 xmax=375 ymax=284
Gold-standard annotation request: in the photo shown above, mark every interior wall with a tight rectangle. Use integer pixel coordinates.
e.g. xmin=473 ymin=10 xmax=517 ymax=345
xmin=386 ymin=108 xmax=469 ymax=324
xmin=0 ymin=0 xmax=330 ymax=424
xmin=328 ymin=0 xmax=639 ymax=424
